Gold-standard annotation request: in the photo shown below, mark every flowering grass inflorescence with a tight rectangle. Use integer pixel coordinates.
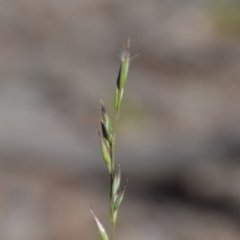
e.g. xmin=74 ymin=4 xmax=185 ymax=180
xmin=91 ymin=39 xmax=133 ymax=240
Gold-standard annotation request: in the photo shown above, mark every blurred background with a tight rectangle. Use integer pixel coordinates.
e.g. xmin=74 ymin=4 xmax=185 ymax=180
xmin=1 ymin=0 xmax=240 ymax=239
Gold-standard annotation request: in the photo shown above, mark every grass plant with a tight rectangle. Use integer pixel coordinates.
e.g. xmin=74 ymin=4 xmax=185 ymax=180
xmin=91 ymin=39 xmax=133 ymax=240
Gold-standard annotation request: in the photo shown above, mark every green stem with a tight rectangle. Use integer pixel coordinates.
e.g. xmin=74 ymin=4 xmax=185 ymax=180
xmin=110 ymin=174 xmax=115 ymax=240
xmin=110 ymin=113 xmax=119 ymax=240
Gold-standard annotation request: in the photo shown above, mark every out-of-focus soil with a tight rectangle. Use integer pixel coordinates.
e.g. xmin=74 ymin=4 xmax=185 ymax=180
xmin=1 ymin=0 xmax=240 ymax=239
